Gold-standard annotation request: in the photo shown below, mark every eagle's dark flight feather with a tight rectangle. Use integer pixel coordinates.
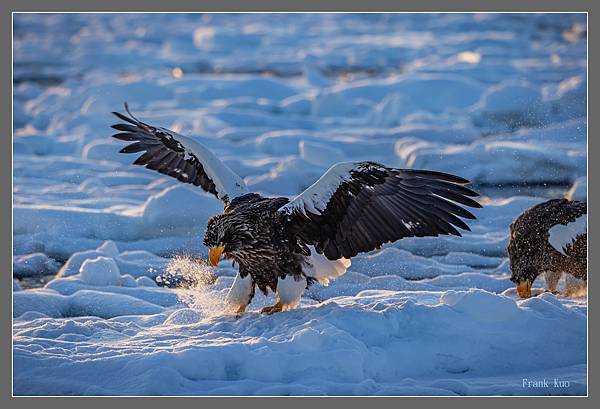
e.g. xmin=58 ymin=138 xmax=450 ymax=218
xmin=279 ymin=162 xmax=482 ymax=260
xmin=111 ymin=103 xmax=248 ymax=205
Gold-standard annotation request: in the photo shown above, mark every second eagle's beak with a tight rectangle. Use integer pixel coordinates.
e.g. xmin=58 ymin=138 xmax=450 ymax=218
xmin=516 ymin=280 xmax=532 ymax=299
xmin=209 ymin=246 xmax=225 ymax=266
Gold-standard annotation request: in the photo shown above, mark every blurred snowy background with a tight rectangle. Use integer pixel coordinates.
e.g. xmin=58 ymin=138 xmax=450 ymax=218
xmin=13 ymin=13 xmax=587 ymax=396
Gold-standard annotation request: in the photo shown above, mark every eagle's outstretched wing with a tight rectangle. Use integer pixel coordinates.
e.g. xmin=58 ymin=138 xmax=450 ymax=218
xmin=111 ymin=103 xmax=248 ymax=205
xmin=279 ymin=161 xmax=481 ymax=260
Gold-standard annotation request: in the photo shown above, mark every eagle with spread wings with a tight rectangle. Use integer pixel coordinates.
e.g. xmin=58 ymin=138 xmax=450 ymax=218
xmin=112 ymin=104 xmax=481 ymax=314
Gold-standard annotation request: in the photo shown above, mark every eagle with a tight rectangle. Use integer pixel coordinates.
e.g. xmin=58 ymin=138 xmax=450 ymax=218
xmin=111 ymin=104 xmax=482 ymax=314
xmin=508 ymin=198 xmax=587 ymax=298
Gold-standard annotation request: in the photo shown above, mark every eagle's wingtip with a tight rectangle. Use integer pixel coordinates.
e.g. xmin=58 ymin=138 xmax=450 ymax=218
xmin=123 ymin=101 xmax=143 ymax=123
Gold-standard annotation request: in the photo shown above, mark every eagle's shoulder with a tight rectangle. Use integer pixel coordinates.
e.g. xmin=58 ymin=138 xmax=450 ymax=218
xmin=225 ymin=193 xmax=289 ymax=213
xmin=513 ymin=198 xmax=587 ymax=236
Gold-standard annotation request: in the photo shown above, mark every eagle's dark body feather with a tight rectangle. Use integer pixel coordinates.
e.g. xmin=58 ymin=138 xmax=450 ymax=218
xmin=508 ymin=198 xmax=587 ymax=286
xmin=207 ymin=193 xmax=309 ymax=295
xmin=111 ymin=105 xmax=482 ymax=312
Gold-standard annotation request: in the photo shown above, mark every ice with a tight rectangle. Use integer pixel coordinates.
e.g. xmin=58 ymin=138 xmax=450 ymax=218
xmin=78 ymin=256 xmax=121 ymax=286
xmin=14 ymin=185 xmax=222 ymax=260
xmin=13 ymin=253 xmax=60 ymax=278
xmin=136 ymin=276 xmax=158 ymax=287
xmin=13 ymin=289 xmax=69 ymax=318
xmin=141 ymin=185 xmax=223 ymax=234
xmin=396 ymin=137 xmax=585 ymax=185
xmin=13 ymin=280 xmax=22 ymax=292
xmin=299 ymin=140 xmax=345 ymax=167
xmin=13 ymin=13 xmax=586 ymax=396
xmin=474 ymin=81 xmax=545 ymax=131
xmin=349 ymin=247 xmax=474 ymax=279
xmin=440 ymin=289 xmax=519 ymax=321
xmin=13 ymin=288 xmax=586 ymax=395
xmin=57 ymin=241 xmax=170 ymax=279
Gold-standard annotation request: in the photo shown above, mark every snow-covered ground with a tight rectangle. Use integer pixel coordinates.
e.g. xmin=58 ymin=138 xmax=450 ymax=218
xmin=12 ymin=13 xmax=587 ymax=396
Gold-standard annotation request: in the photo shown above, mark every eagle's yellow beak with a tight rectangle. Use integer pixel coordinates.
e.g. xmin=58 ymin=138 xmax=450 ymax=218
xmin=516 ymin=279 xmax=532 ymax=299
xmin=209 ymin=246 xmax=225 ymax=266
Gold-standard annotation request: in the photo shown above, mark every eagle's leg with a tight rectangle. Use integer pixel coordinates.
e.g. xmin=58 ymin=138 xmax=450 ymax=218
xmin=261 ymin=275 xmax=307 ymax=314
xmin=564 ymin=273 xmax=587 ymax=296
xmin=544 ymin=271 xmax=562 ymax=294
xmin=226 ymin=272 xmax=255 ymax=316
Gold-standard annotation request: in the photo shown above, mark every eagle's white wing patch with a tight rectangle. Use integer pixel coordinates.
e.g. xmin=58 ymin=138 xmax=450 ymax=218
xmin=303 ymin=245 xmax=351 ymax=286
xmin=548 ymin=214 xmax=587 ymax=255
xmin=279 ymin=162 xmax=362 ymax=216
xmin=112 ymin=107 xmax=249 ymax=205
xmin=168 ymin=129 xmax=248 ymax=202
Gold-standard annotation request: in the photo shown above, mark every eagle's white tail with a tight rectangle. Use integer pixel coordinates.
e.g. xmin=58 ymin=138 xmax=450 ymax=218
xmin=303 ymin=245 xmax=351 ymax=286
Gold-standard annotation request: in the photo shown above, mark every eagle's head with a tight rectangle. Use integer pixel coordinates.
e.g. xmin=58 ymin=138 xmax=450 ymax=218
xmin=507 ymin=220 xmax=545 ymax=299
xmin=509 ymin=264 xmax=538 ymax=299
xmin=203 ymin=214 xmax=250 ymax=267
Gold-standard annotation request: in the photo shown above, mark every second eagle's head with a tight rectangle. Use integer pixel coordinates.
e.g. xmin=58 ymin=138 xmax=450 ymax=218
xmin=507 ymin=219 xmax=543 ymax=299
xmin=203 ymin=214 xmax=251 ymax=267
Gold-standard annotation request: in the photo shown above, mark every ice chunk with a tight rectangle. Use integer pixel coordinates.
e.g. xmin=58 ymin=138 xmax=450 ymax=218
xmin=68 ymin=290 xmax=165 ymax=318
xmin=13 ymin=253 xmax=60 ymax=278
xmin=440 ymin=289 xmax=520 ymax=321
xmin=79 ymin=256 xmax=122 ymax=286
xmin=142 ymin=185 xmax=222 ymax=234
xmin=96 ymin=240 xmax=119 ymax=257
xmin=299 ymin=140 xmax=345 ymax=167
xmin=136 ymin=276 xmax=157 ymax=287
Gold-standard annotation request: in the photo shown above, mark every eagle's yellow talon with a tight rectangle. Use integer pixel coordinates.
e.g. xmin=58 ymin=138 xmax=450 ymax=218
xmin=228 ymin=305 xmax=246 ymax=318
xmin=261 ymin=302 xmax=283 ymax=314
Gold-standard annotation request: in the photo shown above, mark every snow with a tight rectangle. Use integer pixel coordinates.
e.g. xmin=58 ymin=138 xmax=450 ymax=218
xmin=13 ymin=13 xmax=586 ymax=396
xmin=548 ymin=215 xmax=587 ymax=256
xmin=13 ymin=288 xmax=586 ymax=396
xmin=79 ymin=256 xmax=122 ymax=286
xmin=396 ymin=136 xmax=585 ymax=185
xmin=13 ymin=253 xmax=60 ymax=278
